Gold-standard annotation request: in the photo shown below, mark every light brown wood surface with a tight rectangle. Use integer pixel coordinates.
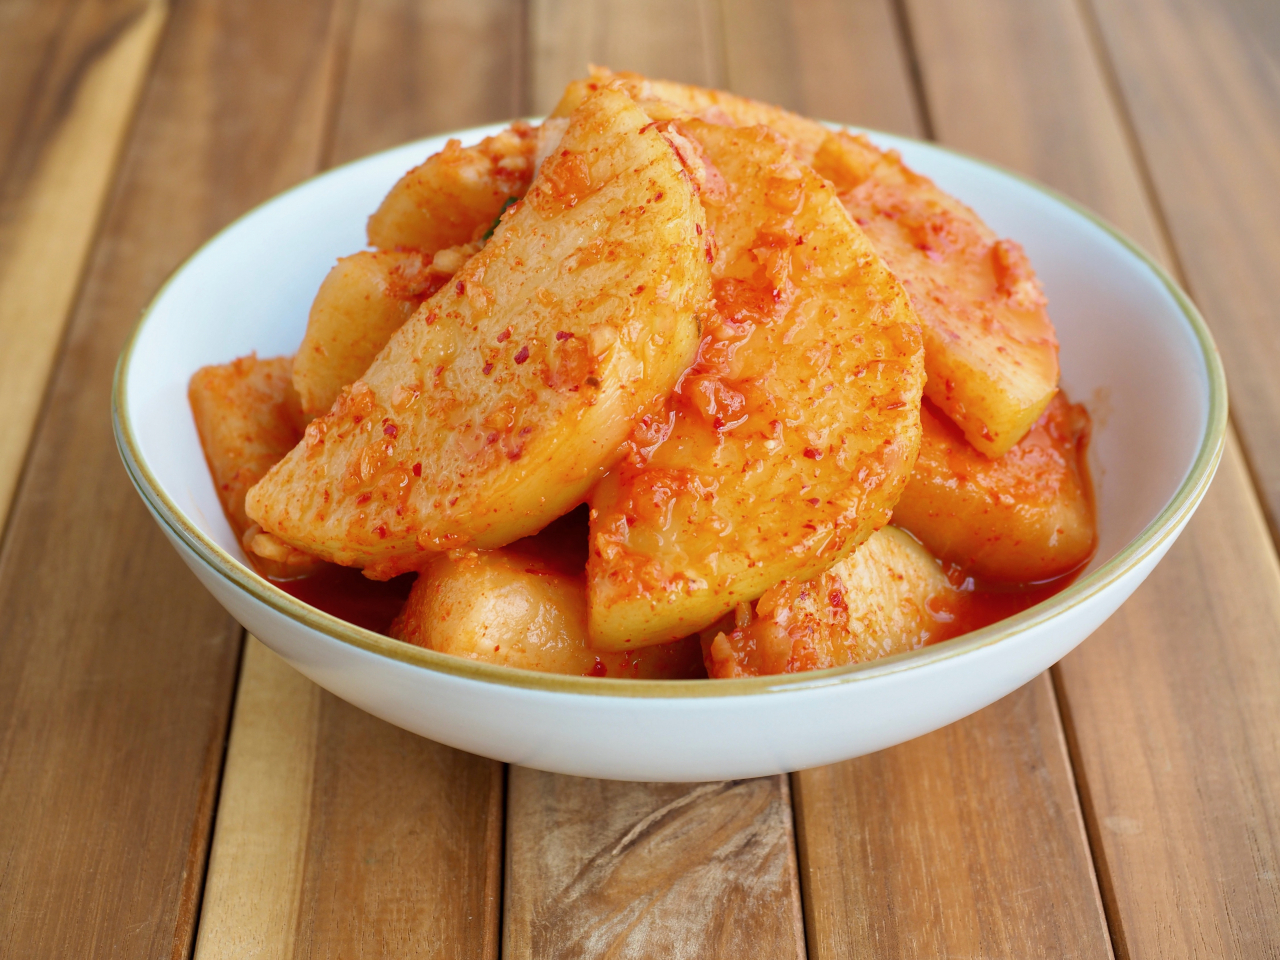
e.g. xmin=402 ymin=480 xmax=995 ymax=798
xmin=195 ymin=640 xmax=505 ymax=960
xmin=191 ymin=3 xmax=519 ymax=958
xmin=0 ymin=0 xmax=349 ymax=956
xmin=718 ymin=0 xmax=923 ymax=136
xmin=329 ymin=0 xmax=526 ymax=161
xmin=291 ymin=694 xmax=502 ymax=959
xmin=529 ymin=0 xmax=725 ymax=112
xmin=795 ymin=675 xmax=1109 ymax=958
xmin=0 ymin=0 xmax=164 ymax=526
xmin=504 ymin=770 xmax=805 ymax=960
xmin=1058 ymin=441 xmax=1280 ymax=959
xmin=1085 ymin=0 xmax=1280 ymax=544
xmin=192 ymin=640 xmax=322 ymax=960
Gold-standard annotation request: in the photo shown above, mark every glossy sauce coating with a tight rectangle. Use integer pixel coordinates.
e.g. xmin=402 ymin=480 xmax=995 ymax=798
xmin=942 ymin=562 xmax=1087 ymax=637
xmin=244 ymin=87 xmax=710 ymax=578
xmin=265 ymin=507 xmax=1087 ymax=679
xmin=813 ymin=130 xmax=1060 ymax=458
xmin=275 ymin=565 xmax=415 ymax=635
xmin=269 ymin=506 xmax=704 ymax=679
xmin=893 ymin=393 xmax=1096 ymax=582
xmin=702 ymin=525 xmax=1088 ymax=679
xmin=388 ymin=507 xmax=705 ymax=679
xmin=587 ymin=120 xmax=925 ymax=650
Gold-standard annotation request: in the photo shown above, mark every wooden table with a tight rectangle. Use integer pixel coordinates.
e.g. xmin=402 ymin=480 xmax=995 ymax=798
xmin=2 ymin=0 xmax=1278 ymax=956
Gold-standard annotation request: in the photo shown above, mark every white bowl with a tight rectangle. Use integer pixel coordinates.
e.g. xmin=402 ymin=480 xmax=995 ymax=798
xmin=113 ymin=122 xmax=1226 ymax=782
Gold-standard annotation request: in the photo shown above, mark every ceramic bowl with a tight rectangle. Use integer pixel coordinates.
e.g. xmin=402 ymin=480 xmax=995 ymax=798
xmin=113 ymin=122 xmax=1226 ymax=782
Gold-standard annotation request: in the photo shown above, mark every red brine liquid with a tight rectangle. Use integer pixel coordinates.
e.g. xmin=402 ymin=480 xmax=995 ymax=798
xmin=273 ymin=564 xmax=415 ymax=636
xmin=930 ymin=561 xmax=1090 ymax=644
xmin=265 ymin=506 xmax=592 ymax=636
xmin=265 ymin=507 xmax=1086 ymax=652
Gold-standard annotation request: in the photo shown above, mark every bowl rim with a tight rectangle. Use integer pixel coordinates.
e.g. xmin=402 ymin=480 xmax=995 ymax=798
xmin=112 ymin=120 xmax=1228 ymax=700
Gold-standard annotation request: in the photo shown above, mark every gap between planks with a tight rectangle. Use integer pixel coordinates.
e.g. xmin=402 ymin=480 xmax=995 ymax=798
xmin=0 ymin=0 xmax=356 ymax=956
xmin=193 ymin=639 xmax=505 ymax=960
xmin=191 ymin=2 xmax=524 ymax=957
xmin=192 ymin=639 xmax=320 ymax=960
xmin=0 ymin=0 xmax=165 ymax=532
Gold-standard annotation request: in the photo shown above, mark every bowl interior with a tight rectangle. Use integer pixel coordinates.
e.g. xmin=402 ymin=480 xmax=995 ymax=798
xmin=119 ymin=124 xmax=1219 ymax=661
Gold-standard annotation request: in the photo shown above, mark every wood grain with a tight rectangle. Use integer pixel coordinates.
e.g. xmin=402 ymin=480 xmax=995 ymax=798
xmin=504 ymin=770 xmax=806 ymax=960
xmin=902 ymin=0 xmax=1280 ymax=953
xmin=191 ymin=2 xmax=517 ymax=957
xmin=328 ymin=0 xmax=526 ymax=160
xmin=1057 ymin=441 xmax=1280 ymax=959
xmin=194 ymin=640 xmax=505 ymax=960
xmin=795 ymin=675 xmax=1109 ymax=958
xmin=0 ymin=0 xmax=165 ymax=529
xmin=291 ymin=696 xmax=504 ymax=960
xmin=192 ymin=640 xmax=322 ymax=960
xmin=0 ymin=0 xmax=351 ymax=956
xmin=718 ymin=0 xmax=923 ymax=135
xmin=528 ymin=0 xmax=725 ymax=113
xmin=1083 ymin=0 xmax=1280 ymax=544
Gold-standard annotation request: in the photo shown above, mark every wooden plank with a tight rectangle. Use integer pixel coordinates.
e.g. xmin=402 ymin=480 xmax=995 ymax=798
xmin=191 ymin=640 xmax=322 ymax=960
xmin=504 ymin=770 xmax=805 ymax=960
xmin=328 ymin=0 xmax=526 ymax=159
xmin=719 ymin=0 xmax=923 ymax=135
xmin=291 ymin=692 xmax=504 ymax=959
xmin=191 ymin=2 xmax=515 ymax=957
xmin=795 ymin=675 xmax=1108 ymax=957
xmin=528 ymin=0 xmax=725 ymax=113
xmin=1057 ymin=441 xmax=1280 ymax=958
xmin=903 ymin=0 xmax=1280 ymax=953
xmin=194 ymin=641 xmax=505 ymax=960
xmin=0 ymin=0 xmax=76 ymax=159
xmin=0 ymin=0 xmax=353 ymax=957
xmin=1082 ymin=0 xmax=1280 ymax=544
xmin=0 ymin=0 xmax=166 ymax=530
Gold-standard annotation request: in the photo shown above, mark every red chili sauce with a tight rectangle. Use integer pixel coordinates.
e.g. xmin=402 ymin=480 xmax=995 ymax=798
xmin=266 ymin=508 xmax=1089 ymax=650
xmin=930 ymin=560 xmax=1090 ymax=644
xmin=270 ymin=481 xmax=1090 ymax=670
xmin=266 ymin=506 xmax=592 ymax=635
xmin=273 ymin=565 xmax=415 ymax=635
